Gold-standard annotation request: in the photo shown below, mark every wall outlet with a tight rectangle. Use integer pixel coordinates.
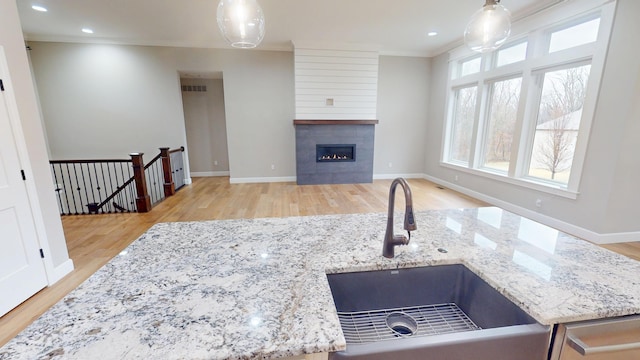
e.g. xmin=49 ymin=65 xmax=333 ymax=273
xmin=454 ymin=175 xmax=459 ymax=182
xmin=271 ymin=164 xmax=276 ymax=170
xmin=214 ymin=160 xmax=218 ymax=166
xmin=535 ymin=199 xmax=542 ymax=207
xmin=388 ymin=162 xmax=393 ymax=168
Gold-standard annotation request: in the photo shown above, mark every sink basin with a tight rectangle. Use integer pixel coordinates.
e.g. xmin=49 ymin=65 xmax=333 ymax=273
xmin=326 ymin=264 xmax=550 ymax=360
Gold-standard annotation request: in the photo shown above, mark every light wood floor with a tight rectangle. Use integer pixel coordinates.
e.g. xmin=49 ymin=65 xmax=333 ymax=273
xmin=1 ymin=177 xmax=639 ymax=347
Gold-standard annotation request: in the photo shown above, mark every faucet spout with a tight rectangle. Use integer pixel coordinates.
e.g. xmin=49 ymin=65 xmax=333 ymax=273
xmin=383 ymin=178 xmax=417 ymax=258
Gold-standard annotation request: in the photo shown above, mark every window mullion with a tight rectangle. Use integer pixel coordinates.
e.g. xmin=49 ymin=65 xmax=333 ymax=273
xmin=468 ymin=66 xmax=489 ymax=169
xmin=508 ymin=74 xmax=529 ymax=178
xmin=516 ymin=70 xmax=544 ymax=179
xmin=511 ymin=37 xmax=539 ymax=179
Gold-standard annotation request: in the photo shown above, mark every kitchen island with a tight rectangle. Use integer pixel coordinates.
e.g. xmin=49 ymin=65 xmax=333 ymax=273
xmin=2 ymin=207 xmax=640 ymax=359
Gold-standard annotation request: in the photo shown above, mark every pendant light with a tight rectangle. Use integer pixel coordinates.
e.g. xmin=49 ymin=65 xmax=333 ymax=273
xmin=216 ymin=0 xmax=265 ymax=49
xmin=464 ymin=0 xmax=511 ymax=53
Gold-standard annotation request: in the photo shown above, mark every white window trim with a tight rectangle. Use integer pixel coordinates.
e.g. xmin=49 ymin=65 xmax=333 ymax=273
xmin=441 ymin=0 xmax=616 ymax=198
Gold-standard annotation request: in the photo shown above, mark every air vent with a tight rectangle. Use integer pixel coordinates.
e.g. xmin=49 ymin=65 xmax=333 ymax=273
xmin=181 ymin=85 xmax=207 ymax=92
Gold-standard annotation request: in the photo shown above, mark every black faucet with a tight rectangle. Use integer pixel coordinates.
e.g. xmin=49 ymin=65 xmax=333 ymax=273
xmin=383 ymin=178 xmax=417 ymax=258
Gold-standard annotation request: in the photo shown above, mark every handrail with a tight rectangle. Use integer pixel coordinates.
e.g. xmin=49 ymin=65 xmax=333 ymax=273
xmin=94 ymin=177 xmax=135 ymax=211
xmin=49 ymin=146 xmax=185 ymax=215
xmin=49 ymin=159 xmax=131 ymax=164
xmin=144 ymin=153 xmax=162 ymax=170
xmin=169 ymin=146 xmax=185 ymax=154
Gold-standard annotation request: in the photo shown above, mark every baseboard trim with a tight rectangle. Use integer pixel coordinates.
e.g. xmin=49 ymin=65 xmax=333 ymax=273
xmin=423 ymin=174 xmax=640 ymax=245
xmin=373 ymin=173 xmax=425 ymax=180
xmin=190 ymin=171 xmax=230 ymax=177
xmin=46 ymin=258 xmax=74 ymax=285
xmin=230 ymin=176 xmax=297 ymax=184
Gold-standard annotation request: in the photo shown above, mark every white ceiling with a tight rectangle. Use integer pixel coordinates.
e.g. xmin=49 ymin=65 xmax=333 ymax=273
xmin=17 ymin=0 xmax=562 ymax=57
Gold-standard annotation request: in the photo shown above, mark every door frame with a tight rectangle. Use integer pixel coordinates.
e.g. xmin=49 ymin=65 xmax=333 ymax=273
xmin=0 ymin=46 xmax=73 ymax=285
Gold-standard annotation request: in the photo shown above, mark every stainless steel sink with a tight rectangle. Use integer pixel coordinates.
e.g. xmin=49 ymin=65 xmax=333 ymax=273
xmin=327 ymin=264 xmax=550 ymax=360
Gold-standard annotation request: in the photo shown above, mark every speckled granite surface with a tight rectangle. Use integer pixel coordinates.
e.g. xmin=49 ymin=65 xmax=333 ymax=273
xmin=2 ymin=207 xmax=640 ymax=359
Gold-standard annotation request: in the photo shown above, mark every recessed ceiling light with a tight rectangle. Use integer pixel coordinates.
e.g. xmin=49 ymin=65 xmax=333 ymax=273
xmin=31 ymin=5 xmax=48 ymax=12
xmin=427 ymin=31 xmax=438 ymax=37
xmin=82 ymin=28 xmax=94 ymax=34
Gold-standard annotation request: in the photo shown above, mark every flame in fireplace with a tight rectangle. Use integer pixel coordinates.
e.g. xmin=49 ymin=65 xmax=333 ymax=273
xmin=320 ymin=153 xmax=351 ymax=160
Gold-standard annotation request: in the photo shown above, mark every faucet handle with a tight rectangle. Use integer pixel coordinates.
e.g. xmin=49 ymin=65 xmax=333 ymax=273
xmin=393 ymin=234 xmax=410 ymax=246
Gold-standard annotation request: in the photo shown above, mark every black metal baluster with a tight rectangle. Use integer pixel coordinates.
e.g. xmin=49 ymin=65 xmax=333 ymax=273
xmin=124 ymin=162 xmax=131 ymax=211
xmin=94 ymin=163 xmax=102 ymax=213
xmin=65 ymin=163 xmax=79 ymax=215
xmin=128 ymin=182 xmax=135 ymax=212
xmin=118 ymin=162 xmax=127 ymax=212
xmin=51 ymin=163 xmax=64 ymax=214
xmin=83 ymin=162 xmax=95 ymax=212
xmin=127 ymin=162 xmax=135 ymax=211
xmin=72 ymin=163 xmax=85 ymax=214
xmin=61 ymin=163 xmax=72 ymax=215
xmin=108 ymin=162 xmax=118 ymax=213
xmin=145 ymin=164 xmax=153 ymax=204
xmin=149 ymin=163 xmax=158 ymax=204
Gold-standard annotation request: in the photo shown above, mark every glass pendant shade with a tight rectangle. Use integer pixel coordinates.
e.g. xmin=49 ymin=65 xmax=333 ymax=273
xmin=464 ymin=0 xmax=511 ymax=53
xmin=216 ymin=0 xmax=265 ymax=49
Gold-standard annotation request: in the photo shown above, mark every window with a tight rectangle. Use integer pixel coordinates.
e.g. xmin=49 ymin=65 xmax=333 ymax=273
xmin=549 ymin=18 xmax=600 ymax=53
xmin=481 ymin=77 xmax=522 ymax=172
xmin=495 ymin=42 xmax=527 ymax=67
xmin=528 ymin=64 xmax=591 ymax=183
xmin=449 ymin=86 xmax=478 ymax=164
xmin=459 ymin=57 xmax=481 ymax=77
xmin=443 ymin=3 xmax=614 ymax=196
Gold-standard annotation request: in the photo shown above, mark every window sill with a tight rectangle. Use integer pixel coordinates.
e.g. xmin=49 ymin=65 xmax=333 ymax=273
xmin=440 ymin=162 xmax=579 ymax=200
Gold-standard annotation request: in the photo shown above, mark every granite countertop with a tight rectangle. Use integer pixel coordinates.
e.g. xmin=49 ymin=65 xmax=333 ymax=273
xmin=3 ymin=207 xmax=640 ymax=359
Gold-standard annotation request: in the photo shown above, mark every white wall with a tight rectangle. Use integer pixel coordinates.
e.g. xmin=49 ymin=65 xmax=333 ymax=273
xmin=0 ymin=0 xmax=71 ymax=279
xmin=425 ymin=0 xmax=640 ymax=241
xmin=180 ymin=78 xmax=230 ymax=175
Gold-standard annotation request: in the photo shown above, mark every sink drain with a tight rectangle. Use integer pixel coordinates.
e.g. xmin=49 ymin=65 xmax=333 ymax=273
xmin=385 ymin=312 xmax=418 ymax=337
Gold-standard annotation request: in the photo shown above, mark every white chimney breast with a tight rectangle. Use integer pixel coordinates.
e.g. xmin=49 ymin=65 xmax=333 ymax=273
xmin=293 ymin=42 xmax=379 ymax=120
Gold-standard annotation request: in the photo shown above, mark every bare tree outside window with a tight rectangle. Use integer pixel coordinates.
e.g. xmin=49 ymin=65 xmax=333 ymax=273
xmin=449 ymin=86 xmax=478 ymax=163
xmin=482 ymin=77 xmax=522 ymax=171
xmin=529 ymin=65 xmax=591 ymax=183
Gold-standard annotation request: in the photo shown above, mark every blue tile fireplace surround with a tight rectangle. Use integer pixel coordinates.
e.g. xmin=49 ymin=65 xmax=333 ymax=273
xmin=294 ymin=120 xmax=378 ymax=185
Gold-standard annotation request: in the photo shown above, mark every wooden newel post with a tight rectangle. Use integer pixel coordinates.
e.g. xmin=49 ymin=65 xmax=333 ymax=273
xmin=160 ymin=147 xmax=176 ymax=197
xmin=130 ymin=153 xmax=152 ymax=213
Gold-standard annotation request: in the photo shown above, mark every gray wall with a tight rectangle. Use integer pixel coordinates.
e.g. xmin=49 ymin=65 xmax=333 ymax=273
xmin=426 ymin=0 xmax=640 ymax=239
xmin=30 ymin=43 xmax=187 ymax=161
xmin=29 ymin=44 xmax=432 ymax=182
xmin=180 ymin=78 xmax=230 ymax=174
xmin=29 ymin=43 xmax=296 ymax=181
xmin=376 ymin=56 xmax=430 ymax=176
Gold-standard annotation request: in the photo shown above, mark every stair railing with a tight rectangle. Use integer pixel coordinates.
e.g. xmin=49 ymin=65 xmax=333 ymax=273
xmin=49 ymin=147 xmax=185 ymax=215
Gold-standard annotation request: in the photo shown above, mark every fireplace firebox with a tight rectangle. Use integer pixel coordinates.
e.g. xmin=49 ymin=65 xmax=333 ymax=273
xmin=317 ymin=144 xmax=355 ymax=162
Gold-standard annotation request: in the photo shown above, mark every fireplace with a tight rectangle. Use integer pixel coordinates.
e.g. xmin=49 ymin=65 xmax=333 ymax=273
xmin=294 ymin=120 xmax=378 ymax=185
xmin=317 ymin=144 xmax=355 ymax=162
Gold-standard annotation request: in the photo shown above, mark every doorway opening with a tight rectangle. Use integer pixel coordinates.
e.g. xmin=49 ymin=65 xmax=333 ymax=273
xmin=179 ymin=72 xmax=230 ymax=178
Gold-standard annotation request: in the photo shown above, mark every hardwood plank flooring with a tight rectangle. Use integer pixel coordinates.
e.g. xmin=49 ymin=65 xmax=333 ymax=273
xmin=1 ymin=176 xmax=638 ymax=348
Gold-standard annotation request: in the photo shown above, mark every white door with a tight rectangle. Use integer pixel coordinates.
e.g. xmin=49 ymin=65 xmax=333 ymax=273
xmin=0 ymin=61 xmax=48 ymax=316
